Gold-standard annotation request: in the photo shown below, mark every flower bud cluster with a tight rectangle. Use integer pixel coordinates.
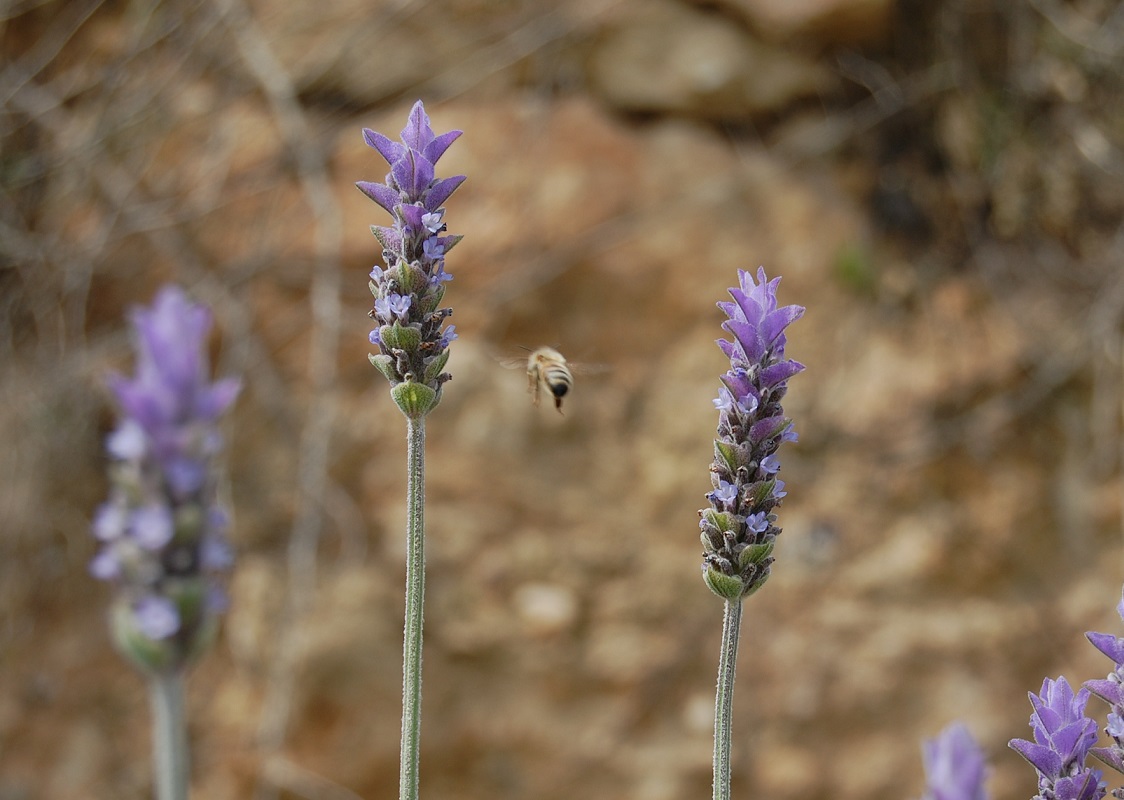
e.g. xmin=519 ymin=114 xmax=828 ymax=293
xmin=1084 ymin=588 xmax=1124 ymax=794
xmin=357 ymin=100 xmax=465 ymax=419
xmin=90 ymin=285 xmax=241 ymax=674
xmin=699 ymin=267 xmax=804 ymax=601
xmin=1009 ymin=677 xmax=1106 ymax=800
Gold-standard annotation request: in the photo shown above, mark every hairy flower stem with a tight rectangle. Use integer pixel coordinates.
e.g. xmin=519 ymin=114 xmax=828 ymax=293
xmin=713 ymin=600 xmax=743 ymax=800
xmin=150 ymin=670 xmax=188 ymax=800
xmin=400 ymin=416 xmax=426 ymax=800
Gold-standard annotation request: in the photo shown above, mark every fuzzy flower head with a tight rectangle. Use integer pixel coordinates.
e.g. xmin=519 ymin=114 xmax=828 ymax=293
xmin=1084 ymin=585 xmax=1124 ymax=778
xmin=1009 ymin=676 xmax=1105 ymax=800
xmin=920 ymin=722 xmax=990 ymax=800
xmin=699 ymin=267 xmax=804 ymax=601
xmin=91 ymin=285 xmax=240 ymax=674
xmin=357 ymin=100 xmax=465 ymax=419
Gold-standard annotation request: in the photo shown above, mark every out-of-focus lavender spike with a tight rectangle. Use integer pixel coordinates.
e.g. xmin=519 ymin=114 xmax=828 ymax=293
xmin=91 ymin=285 xmax=240 ymax=674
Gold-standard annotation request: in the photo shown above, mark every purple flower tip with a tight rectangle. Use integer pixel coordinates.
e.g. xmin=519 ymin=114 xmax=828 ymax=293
xmin=922 ymin=722 xmax=990 ymax=800
xmin=1011 ymin=676 xmax=1106 ymax=800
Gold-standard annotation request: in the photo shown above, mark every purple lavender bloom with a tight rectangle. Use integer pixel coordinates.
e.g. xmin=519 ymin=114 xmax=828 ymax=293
xmin=91 ymin=285 xmax=240 ymax=674
xmin=358 ymin=100 xmax=465 ymax=419
xmin=1084 ymin=586 xmax=1124 ymax=777
xmin=699 ymin=267 xmax=804 ymax=601
xmin=920 ymin=722 xmax=990 ymax=800
xmin=1009 ymin=677 xmax=1106 ymax=800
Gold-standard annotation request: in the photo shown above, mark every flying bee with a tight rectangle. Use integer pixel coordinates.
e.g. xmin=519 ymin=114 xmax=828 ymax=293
xmin=525 ymin=346 xmax=573 ymax=414
xmin=500 ymin=346 xmax=606 ymax=414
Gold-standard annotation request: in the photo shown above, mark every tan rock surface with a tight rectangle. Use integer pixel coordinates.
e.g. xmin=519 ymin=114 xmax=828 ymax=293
xmin=1 ymin=2 xmax=1122 ymax=800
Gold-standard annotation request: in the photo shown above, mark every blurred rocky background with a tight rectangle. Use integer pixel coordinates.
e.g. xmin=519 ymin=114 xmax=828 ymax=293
xmin=2 ymin=0 xmax=1123 ymax=798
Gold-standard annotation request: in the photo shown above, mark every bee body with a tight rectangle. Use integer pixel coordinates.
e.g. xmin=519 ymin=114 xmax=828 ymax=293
xmin=526 ymin=347 xmax=573 ymax=414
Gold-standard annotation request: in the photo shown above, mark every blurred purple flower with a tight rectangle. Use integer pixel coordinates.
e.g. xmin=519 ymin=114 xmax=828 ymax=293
xmin=920 ymin=722 xmax=990 ymax=800
xmin=1009 ymin=677 xmax=1105 ymax=800
xmin=358 ymin=100 xmax=465 ymax=418
xmin=699 ymin=267 xmax=804 ymax=601
xmin=91 ymin=285 xmax=240 ymax=673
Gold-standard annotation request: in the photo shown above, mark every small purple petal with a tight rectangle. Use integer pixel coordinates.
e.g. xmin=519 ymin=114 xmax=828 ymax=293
xmin=356 ymin=180 xmax=400 ymax=215
xmin=760 ymin=454 xmax=780 ymax=475
xmin=710 ymin=480 xmax=737 ymax=506
xmin=196 ymin=377 xmax=242 ymax=420
xmin=107 ymin=419 xmax=147 ymax=460
xmin=1009 ymin=738 xmax=1062 ymax=778
xmin=400 ymin=100 xmax=435 ymax=152
xmin=89 ymin=549 xmax=121 ymax=580
xmin=746 ymin=512 xmax=768 ymax=533
xmin=749 ymin=415 xmax=787 ymax=446
xmin=165 ymin=458 xmax=206 ymax=497
xmin=399 ymin=203 xmax=426 ymax=233
xmin=422 ymin=129 xmax=462 ymax=165
xmin=134 ymin=595 xmax=180 ymax=640
xmin=93 ymin=502 xmax=127 ymax=541
xmin=429 ymin=262 xmax=453 ymax=285
xmin=1051 ymin=772 xmax=1104 ymax=800
xmin=424 ymin=174 xmax=466 ymax=210
xmin=388 ymin=294 xmax=412 ymax=319
xmin=759 ymin=304 xmax=805 ymax=348
xmin=130 ymin=504 xmax=174 ymax=550
xmin=371 ymin=226 xmax=402 ymax=253
xmin=1085 ymin=678 xmax=1124 ymax=706
xmin=1087 ymin=631 xmax=1124 ymax=666
xmin=207 ymin=585 xmax=230 ymax=614
xmin=422 ymin=237 xmax=444 ymax=261
xmin=759 ymin=360 xmax=806 ymax=389
xmin=200 ymin=534 xmax=234 ymax=571
xmin=1091 ymin=746 xmax=1124 ymax=775
xmin=722 ymin=319 xmax=765 ymax=363
xmin=362 ymin=127 xmax=405 ymax=167
xmin=720 ymin=367 xmax=753 ymax=401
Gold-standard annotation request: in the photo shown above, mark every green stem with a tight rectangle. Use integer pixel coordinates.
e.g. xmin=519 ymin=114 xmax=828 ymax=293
xmin=400 ymin=415 xmax=426 ymax=800
xmin=149 ymin=669 xmax=189 ymax=800
xmin=713 ymin=599 xmax=743 ymax=800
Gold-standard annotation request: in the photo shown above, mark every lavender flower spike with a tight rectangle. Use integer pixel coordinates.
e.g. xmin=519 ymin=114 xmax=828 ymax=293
xmin=920 ymin=722 xmax=990 ymax=800
xmin=1009 ymin=676 xmax=1106 ymax=800
xmin=358 ymin=100 xmax=465 ymax=419
xmin=1084 ymin=585 xmax=1124 ymax=778
xmin=699 ymin=267 xmax=804 ymax=600
xmin=92 ymin=285 xmax=240 ymax=674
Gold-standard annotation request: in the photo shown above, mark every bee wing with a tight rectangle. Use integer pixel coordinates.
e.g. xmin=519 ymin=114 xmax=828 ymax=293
xmin=568 ymin=361 xmax=610 ymax=376
xmin=498 ymin=357 xmax=528 ymax=370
